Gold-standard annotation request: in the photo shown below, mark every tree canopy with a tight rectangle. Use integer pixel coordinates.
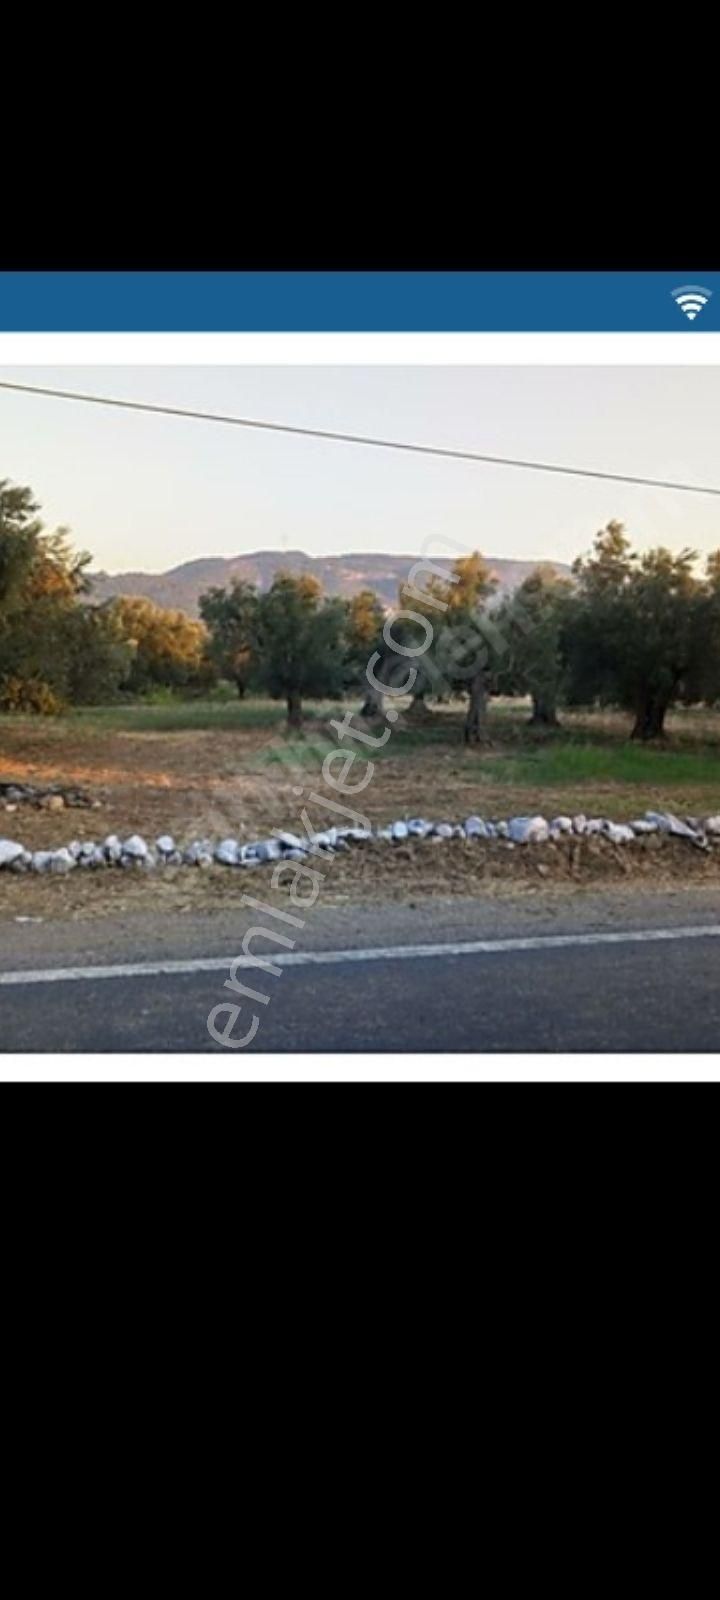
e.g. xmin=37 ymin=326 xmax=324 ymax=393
xmin=111 ymin=596 xmax=213 ymax=696
xmin=0 ymin=478 xmax=130 ymax=711
xmin=252 ymin=573 xmax=347 ymax=726
xmin=199 ymin=579 xmax=258 ymax=698
xmin=496 ymin=563 xmax=573 ymax=726
xmin=6 ymin=477 xmax=720 ymax=746
xmin=565 ymin=522 xmax=714 ymax=738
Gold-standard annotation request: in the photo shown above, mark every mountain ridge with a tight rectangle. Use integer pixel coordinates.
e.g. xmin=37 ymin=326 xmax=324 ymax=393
xmin=89 ymin=549 xmax=571 ymax=616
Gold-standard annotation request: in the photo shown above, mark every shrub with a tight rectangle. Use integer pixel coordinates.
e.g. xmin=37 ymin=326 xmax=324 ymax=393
xmin=0 ymin=675 xmax=64 ymax=715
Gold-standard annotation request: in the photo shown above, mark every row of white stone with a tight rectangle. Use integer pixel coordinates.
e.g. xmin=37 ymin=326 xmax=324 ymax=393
xmin=1 ymin=810 xmax=719 ymax=875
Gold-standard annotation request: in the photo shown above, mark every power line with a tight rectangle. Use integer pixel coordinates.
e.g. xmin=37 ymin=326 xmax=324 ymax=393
xmin=1 ymin=376 xmax=720 ymax=498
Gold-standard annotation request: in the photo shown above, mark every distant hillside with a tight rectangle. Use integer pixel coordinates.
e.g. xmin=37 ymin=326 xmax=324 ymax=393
xmin=89 ymin=550 xmax=571 ymax=616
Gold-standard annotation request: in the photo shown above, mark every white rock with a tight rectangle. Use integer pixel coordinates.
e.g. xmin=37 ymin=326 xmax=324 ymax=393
xmin=572 ymin=815 xmax=587 ymax=836
xmin=306 ymin=830 xmax=335 ymax=851
xmin=464 ymin=817 xmax=488 ymax=837
xmin=254 ymin=839 xmax=282 ymax=863
xmin=103 ymin=835 xmax=123 ymax=863
xmin=603 ymin=822 xmax=635 ymax=845
xmin=156 ymin=835 xmax=176 ymax=856
xmin=0 ymin=839 xmax=25 ymax=868
xmin=79 ymin=846 xmax=106 ymax=868
xmin=276 ymin=832 xmax=305 ymax=851
xmin=644 ymin=810 xmax=673 ymax=833
xmin=123 ymin=834 xmax=148 ymax=860
xmin=433 ymin=823 xmax=454 ymax=839
xmin=215 ymin=839 xmax=240 ymax=866
xmin=630 ymin=819 xmax=658 ymax=835
xmin=281 ymin=848 xmax=308 ymax=862
xmin=584 ymin=819 xmax=603 ymax=836
xmin=184 ymin=839 xmax=213 ymax=865
xmin=392 ymin=821 xmax=409 ymax=840
xmin=703 ymin=816 xmax=720 ymax=836
xmin=645 ymin=810 xmax=702 ymax=841
xmin=9 ymin=850 xmax=32 ymax=873
xmin=452 ymin=825 xmax=466 ymax=839
xmin=183 ymin=841 xmax=213 ymax=868
xmin=507 ymin=816 xmax=550 ymax=845
xmin=551 ymin=816 xmax=573 ymax=834
xmin=46 ymin=848 xmax=75 ymax=875
xmin=495 ymin=821 xmax=509 ymax=839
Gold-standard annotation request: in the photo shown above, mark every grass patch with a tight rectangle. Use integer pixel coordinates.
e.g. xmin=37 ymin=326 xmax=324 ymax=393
xmin=486 ymin=742 xmax=720 ymax=790
xmin=64 ymin=699 xmax=291 ymax=734
xmin=61 ymin=697 xmax=353 ymax=737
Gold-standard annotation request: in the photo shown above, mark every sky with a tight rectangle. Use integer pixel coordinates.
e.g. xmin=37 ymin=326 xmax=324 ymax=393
xmin=1 ymin=364 xmax=719 ymax=574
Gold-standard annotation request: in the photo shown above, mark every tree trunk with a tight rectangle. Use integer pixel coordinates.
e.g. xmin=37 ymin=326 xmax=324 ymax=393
xmin=287 ymin=690 xmax=303 ymax=729
xmin=631 ymin=693 xmax=670 ymax=741
xmin=464 ymin=672 xmax=490 ymax=744
xmin=631 ymin=706 xmax=667 ymax=740
xmin=360 ymin=678 xmax=384 ymax=719
xmin=236 ymin=679 xmax=246 ymax=700
xmin=529 ymin=693 xmax=559 ymax=727
xmin=630 ymin=694 xmax=668 ymax=742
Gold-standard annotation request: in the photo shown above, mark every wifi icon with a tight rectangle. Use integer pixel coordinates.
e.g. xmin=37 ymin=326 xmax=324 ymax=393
xmin=671 ymin=284 xmax=713 ymax=322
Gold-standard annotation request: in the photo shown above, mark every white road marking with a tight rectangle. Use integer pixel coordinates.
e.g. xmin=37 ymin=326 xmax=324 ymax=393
xmin=1 ymin=922 xmax=720 ymax=985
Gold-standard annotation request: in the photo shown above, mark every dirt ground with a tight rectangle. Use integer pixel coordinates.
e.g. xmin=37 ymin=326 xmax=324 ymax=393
xmin=2 ymin=710 xmax=720 ymax=923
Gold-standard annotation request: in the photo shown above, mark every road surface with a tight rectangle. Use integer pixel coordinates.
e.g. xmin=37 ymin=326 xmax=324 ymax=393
xmin=1 ymin=888 xmax=720 ymax=1053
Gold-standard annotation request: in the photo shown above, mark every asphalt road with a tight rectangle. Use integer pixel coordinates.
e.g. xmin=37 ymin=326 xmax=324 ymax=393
xmin=2 ymin=914 xmax=720 ymax=1053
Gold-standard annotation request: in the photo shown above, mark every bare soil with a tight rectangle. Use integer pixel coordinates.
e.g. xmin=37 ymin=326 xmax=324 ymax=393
xmin=2 ymin=712 xmax=720 ymax=923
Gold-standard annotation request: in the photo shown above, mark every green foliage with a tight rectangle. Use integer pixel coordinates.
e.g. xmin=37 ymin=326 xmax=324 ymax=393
xmin=253 ymin=572 xmax=347 ymax=724
xmin=0 ymin=478 xmax=133 ymax=712
xmin=0 ymin=480 xmax=44 ymax=606
xmin=343 ymin=589 xmax=386 ymax=690
xmin=0 ymin=675 xmax=63 ymax=715
xmin=390 ymin=551 xmax=497 ymax=699
xmin=200 ymin=574 xmax=384 ymax=720
xmin=5 ymin=472 xmax=720 ymax=752
xmin=495 ymin=564 xmax=573 ymax=724
xmin=64 ymin=605 xmax=133 ymax=704
xmin=199 ymin=579 xmax=258 ymax=697
xmin=564 ymin=522 xmax=716 ymax=737
xmin=388 ymin=552 xmax=499 ymax=740
xmin=111 ymin=595 xmax=215 ymax=695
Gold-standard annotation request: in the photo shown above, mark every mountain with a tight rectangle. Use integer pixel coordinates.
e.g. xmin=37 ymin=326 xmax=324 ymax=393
xmin=89 ymin=550 xmax=571 ymax=616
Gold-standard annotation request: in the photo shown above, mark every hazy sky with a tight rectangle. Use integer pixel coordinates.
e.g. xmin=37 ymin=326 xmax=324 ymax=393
xmin=1 ymin=365 xmax=719 ymax=573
